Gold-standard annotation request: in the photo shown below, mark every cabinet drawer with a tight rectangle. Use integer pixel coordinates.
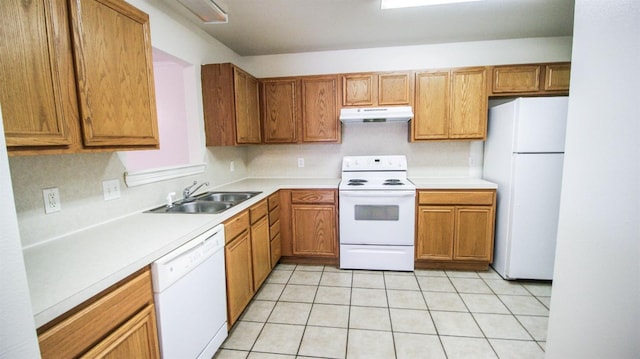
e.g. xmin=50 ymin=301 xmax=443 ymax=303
xmin=250 ymin=200 xmax=268 ymax=224
xmin=418 ymin=190 xmax=495 ymax=205
xmin=225 ymin=211 xmax=250 ymax=242
xmin=291 ymin=190 xmax=336 ymax=204
xmin=268 ymin=192 xmax=280 ymax=211
xmin=270 ymin=219 xmax=280 ymax=240
xmin=38 ymin=269 xmax=154 ymax=359
xmin=269 ymin=207 xmax=280 ymax=226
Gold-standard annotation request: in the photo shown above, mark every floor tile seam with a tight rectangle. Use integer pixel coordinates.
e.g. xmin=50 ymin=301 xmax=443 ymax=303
xmin=511 ymin=314 xmax=547 ymax=342
xmin=495 ymin=293 xmax=550 ymax=317
xmin=469 ymin=312 xmax=535 ymax=341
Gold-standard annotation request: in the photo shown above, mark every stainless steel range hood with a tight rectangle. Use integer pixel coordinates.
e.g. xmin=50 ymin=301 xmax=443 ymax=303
xmin=340 ymin=106 xmax=413 ymax=123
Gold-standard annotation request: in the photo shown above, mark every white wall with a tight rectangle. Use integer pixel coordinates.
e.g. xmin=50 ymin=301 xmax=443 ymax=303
xmin=241 ymin=36 xmax=572 ymax=77
xmin=545 ymin=1 xmax=640 ymax=357
xmin=0 ymin=111 xmax=40 ymax=358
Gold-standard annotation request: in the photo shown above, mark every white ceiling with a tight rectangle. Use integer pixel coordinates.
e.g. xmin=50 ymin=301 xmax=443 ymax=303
xmin=166 ymin=0 xmax=575 ymax=56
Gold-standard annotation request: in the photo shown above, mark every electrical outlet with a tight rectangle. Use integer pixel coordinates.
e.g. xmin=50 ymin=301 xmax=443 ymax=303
xmin=102 ymin=179 xmax=121 ymax=201
xmin=230 ymin=161 xmax=235 ymax=172
xmin=297 ymin=158 xmax=305 ymax=168
xmin=42 ymin=188 xmax=61 ymax=214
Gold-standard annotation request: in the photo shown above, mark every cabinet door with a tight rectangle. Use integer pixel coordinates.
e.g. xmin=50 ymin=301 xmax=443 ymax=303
xmin=301 ymin=76 xmax=340 ymax=142
xmin=449 ymin=67 xmax=487 ymax=139
xmin=234 ymin=68 xmax=261 ymax=144
xmin=262 ymin=79 xmax=298 ymax=143
xmin=378 ymin=72 xmax=411 ymax=105
xmin=291 ymin=204 xmax=338 ymax=257
xmin=492 ymin=65 xmax=541 ymax=94
xmin=416 ymin=206 xmax=455 ymax=260
xmin=0 ymin=0 xmax=73 ymax=147
xmin=342 ymin=74 xmax=374 ymax=106
xmin=412 ymin=71 xmax=450 ymax=140
xmin=80 ymin=304 xmax=159 ymax=359
xmin=544 ymin=63 xmax=571 ymax=91
xmin=453 ymin=206 xmax=494 ymax=261
xmin=69 ymin=0 xmax=158 ymax=147
xmin=225 ymin=232 xmax=254 ymax=326
xmin=251 ymin=216 xmax=271 ymax=290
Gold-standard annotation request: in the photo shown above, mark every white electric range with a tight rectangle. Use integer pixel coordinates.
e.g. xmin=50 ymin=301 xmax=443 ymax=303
xmin=339 ymin=155 xmax=416 ymax=271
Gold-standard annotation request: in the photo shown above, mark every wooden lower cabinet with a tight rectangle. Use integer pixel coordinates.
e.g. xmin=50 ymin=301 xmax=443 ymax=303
xmin=268 ymin=192 xmax=282 ymax=267
xmin=280 ymin=189 xmax=339 ymax=264
xmin=224 ymin=210 xmax=254 ymax=327
xmin=250 ymin=200 xmax=271 ymax=290
xmin=80 ymin=304 xmax=159 ymax=359
xmin=224 ymin=199 xmax=275 ymax=328
xmin=224 ymin=229 xmax=254 ymax=327
xmin=291 ymin=204 xmax=338 ymax=257
xmin=416 ymin=190 xmax=496 ymax=270
xmin=37 ymin=268 xmax=159 ymax=359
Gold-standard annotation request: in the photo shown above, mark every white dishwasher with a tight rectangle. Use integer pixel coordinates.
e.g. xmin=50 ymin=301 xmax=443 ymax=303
xmin=152 ymin=224 xmax=227 ymax=359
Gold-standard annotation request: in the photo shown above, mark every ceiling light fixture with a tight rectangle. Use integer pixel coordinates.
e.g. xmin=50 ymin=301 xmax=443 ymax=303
xmin=381 ymin=0 xmax=483 ymax=9
xmin=177 ymin=0 xmax=228 ymax=24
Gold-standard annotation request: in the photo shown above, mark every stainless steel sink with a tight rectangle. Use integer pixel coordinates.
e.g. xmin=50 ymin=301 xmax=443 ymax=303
xmin=168 ymin=201 xmax=233 ymax=214
xmin=195 ymin=191 xmax=261 ymax=203
xmin=146 ymin=191 xmax=261 ymax=214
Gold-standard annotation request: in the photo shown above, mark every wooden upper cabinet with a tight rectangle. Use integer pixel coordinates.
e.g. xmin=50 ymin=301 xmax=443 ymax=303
xmin=261 ymin=78 xmax=298 ymax=143
xmin=301 ymin=76 xmax=340 ymax=143
xmin=412 ymin=67 xmax=487 ymax=141
xmin=412 ymin=71 xmax=450 ymax=140
xmin=342 ymin=73 xmax=374 ymax=106
xmin=449 ymin=67 xmax=487 ymax=139
xmin=2 ymin=0 xmax=159 ymax=154
xmin=201 ymin=63 xmax=261 ymax=146
xmin=544 ymin=63 xmax=571 ymax=91
xmin=378 ymin=72 xmax=412 ymax=106
xmin=490 ymin=62 xmax=571 ymax=96
xmin=0 ymin=0 xmax=74 ymax=147
xmin=342 ymin=72 xmax=411 ymax=107
xmin=70 ymin=0 xmax=158 ymax=147
xmin=492 ymin=65 xmax=541 ymax=94
xmin=234 ymin=68 xmax=261 ymax=144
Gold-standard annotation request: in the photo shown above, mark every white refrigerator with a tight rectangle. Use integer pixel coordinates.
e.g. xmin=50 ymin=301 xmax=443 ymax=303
xmin=483 ymin=97 xmax=568 ymax=280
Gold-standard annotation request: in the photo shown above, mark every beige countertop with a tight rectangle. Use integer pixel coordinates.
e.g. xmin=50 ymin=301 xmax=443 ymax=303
xmin=410 ymin=177 xmax=498 ymax=189
xmin=24 ymin=176 xmax=496 ymax=327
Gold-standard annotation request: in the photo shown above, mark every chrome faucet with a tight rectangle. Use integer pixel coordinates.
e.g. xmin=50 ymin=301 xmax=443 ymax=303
xmin=183 ymin=181 xmax=209 ymax=200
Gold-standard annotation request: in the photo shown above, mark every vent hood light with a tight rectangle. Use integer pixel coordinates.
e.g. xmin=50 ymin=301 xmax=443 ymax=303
xmin=177 ymin=0 xmax=228 ymax=24
xmin=340 ymin=106 xmax=414 ymax=123
xmin=381 ymin=0 xmax=483 ymax=9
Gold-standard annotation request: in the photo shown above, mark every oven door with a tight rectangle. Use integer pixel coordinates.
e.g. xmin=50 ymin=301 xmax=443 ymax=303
xmin=339 ymin=190 xmax=415 ymax=246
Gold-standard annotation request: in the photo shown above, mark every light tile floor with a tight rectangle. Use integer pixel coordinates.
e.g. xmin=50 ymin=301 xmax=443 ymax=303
xmin=214 ymin=264 xmax=551 ymax=359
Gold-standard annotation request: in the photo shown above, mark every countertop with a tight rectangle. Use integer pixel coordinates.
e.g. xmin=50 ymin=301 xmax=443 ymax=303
xmin=410 ymin=177 xmax=498 ymax=189
xmin=24 ymin=176 xmax=496 ymax=327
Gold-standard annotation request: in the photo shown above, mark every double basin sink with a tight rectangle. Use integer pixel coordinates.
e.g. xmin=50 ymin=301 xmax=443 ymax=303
xmin=147 ymin=191 xmax=262 ymax=214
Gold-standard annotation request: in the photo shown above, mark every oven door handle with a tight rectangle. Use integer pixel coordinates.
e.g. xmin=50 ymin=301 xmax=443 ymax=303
xmin=339 ymin=191 xmax=416 ymax=198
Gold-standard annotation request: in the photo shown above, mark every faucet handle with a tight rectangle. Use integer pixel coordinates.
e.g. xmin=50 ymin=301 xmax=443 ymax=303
xmin=166 ymin=192 xmax=176 ymax=207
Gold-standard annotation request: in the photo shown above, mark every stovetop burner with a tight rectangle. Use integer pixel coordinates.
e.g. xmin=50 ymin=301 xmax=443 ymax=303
xmin=339 ymin=155 xmax=416 ymax=191
xmin=383 ymin=179 xmax=405 ymax=186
